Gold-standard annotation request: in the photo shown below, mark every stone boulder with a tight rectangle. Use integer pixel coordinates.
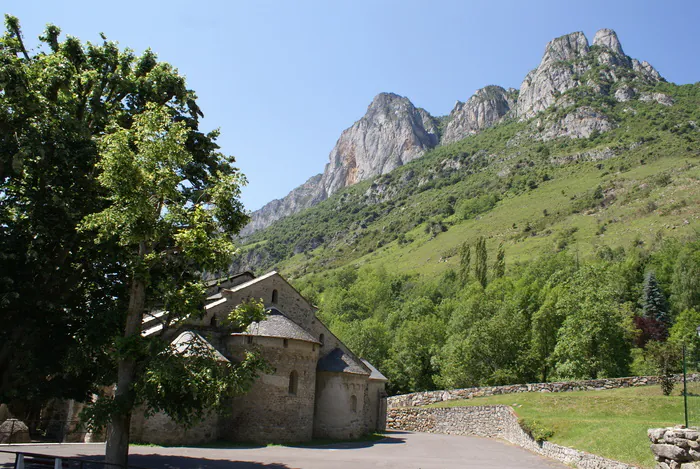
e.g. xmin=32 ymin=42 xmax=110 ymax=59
xmin=614 ymin=85 xmax=636 ymax=102
xmin=0 ymin=419 xmax=30 ymax=443
xmin=640 ymin=92 xmax=675 ymax=106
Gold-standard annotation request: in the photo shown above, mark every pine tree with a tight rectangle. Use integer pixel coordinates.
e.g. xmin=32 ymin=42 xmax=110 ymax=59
xmin=475 ymin=236 xmax=488 ymax=288
xmin=459 ymin=242 xmax=471 ymax=286
xmin=494 ymin=242 xmax=506 ymax=279
xmin=638 ymin=271 xmax=670 ymax=343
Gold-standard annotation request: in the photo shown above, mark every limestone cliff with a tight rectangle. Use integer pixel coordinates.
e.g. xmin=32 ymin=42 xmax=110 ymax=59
xmin=516 ymin=29 xmax=662 ymax=119
xmin=240 ymin=174 xmax=323 ymax=236
xmin=318 ymin=93 xmax=439 ymax=198
xmin=442 ymin=86 xmax=517 ymax=145
xmin=243 ymin=93 xmax=439 ymax=235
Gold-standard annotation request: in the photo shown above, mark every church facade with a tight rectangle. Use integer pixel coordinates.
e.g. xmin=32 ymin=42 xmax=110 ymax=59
xmin=130 ymin=271 xmax=388 ymax=445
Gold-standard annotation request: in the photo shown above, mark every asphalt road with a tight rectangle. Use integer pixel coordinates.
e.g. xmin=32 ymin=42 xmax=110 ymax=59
xmin=0 ymin=431 xmax=568 ymax=469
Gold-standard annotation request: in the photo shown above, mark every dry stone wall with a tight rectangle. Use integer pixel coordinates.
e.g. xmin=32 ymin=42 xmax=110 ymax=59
xmin=648 ymin=427 xmax=700 ymax=469
xmin=388 ymin=407 xmax=635 ymax=469
xmin=388 ymin=374 xmax=698 ymax=408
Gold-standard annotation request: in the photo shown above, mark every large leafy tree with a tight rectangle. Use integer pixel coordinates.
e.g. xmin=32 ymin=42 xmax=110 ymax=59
xmin=0 ymin=15 xmax=131 ymax=417
xmin=1 ymin=17 xmax=264 ymax=468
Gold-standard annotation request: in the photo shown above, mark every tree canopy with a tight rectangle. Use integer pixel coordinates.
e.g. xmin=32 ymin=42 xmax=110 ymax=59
xmin=0 ymin=16 xmax=264 ymax=467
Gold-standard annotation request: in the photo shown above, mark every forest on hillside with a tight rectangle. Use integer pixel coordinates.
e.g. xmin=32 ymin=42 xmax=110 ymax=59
xmin=294 ymin=235 xmax=700 ymax=395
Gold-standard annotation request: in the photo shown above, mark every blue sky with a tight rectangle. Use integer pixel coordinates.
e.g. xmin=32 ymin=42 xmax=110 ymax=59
xmin=7 ymin=0 xmax=700 ymax=211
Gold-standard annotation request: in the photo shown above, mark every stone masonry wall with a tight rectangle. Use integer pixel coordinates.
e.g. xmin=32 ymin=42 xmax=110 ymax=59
xmin=388 ymin=374 xmax=699 ymax=408
xmin=388 ymin=406 xmax=636 ymax=469
xmin=223 ymin=335 xmax=318 ymax=444
xmin=648 ymin=427 xmax=700 ymax=469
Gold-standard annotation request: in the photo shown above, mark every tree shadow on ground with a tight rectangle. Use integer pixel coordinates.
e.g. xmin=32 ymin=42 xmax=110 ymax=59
xmin=126 ymin=454 xmax=293 ymax=469
xmin=288 ymin=433 xmax=406 ymax=450
xmin=0 ymin=454 xmax=292 ymax=469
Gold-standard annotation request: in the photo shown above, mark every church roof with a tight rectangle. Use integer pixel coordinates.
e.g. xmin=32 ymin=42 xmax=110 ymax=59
xmin=361 ymin=359 xmax=389 ymax=382
xmin=171 ymin=331 xmax=229 ymax=362
xmin=232 ymin=308 xmax=320 ymax=344
xmin=318 ymin=348 xmax=370 ymax=376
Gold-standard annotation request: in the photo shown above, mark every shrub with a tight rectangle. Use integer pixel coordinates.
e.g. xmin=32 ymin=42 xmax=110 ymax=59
xmin=519 ymin=418 xmax=554 ymax=443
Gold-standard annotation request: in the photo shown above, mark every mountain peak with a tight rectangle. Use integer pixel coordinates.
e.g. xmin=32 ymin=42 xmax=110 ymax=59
xmin=319 ymin=93 xmax=439 ymax=197
xmin=541 ymin=31 xmax=589 ymax=66
xmin=442 ymin=85 xmax=515 ymax=145
xmin=593 ymin=28 xmax=624 ymax=55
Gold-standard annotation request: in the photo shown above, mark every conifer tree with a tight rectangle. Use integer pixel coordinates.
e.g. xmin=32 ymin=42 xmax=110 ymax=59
xmin=494 ymin=242 xmax=506 ymax=279
xmin=639 ymin=271 xmax=670 ymax=341
xmin=459 ymin=242 xmax=471 ymax=286
xmin=475 ymin=236 xmax=488 ymax=288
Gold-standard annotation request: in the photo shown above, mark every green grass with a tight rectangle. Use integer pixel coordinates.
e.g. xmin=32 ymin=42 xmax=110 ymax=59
xmin=430 ymin=385 xmax=683 ymax=468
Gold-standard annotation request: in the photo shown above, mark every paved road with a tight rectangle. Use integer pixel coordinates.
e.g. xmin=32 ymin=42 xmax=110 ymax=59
xmin=0 ymin=431 xmax=568 ymax=469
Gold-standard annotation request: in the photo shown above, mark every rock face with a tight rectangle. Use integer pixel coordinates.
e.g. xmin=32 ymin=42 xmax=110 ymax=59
xmin=318 ymin=92 xmax=439 ymax=198
xmin=538 ymin=106 xmax=615 ymax=141
xmin=441 ymin=86 xmax=517 ymax=144
xmin=593 ymin=28 xmax=624 ymax=55
xmin=243 ymin=93 xmax=439 ymax=235
xmin=242 ymin=29 xmax=666 ymax=235
xmin=516 ymin=29 xmax=662 ymax=119
xmin=240 ymin=174 xmax=323 ymax=236
xmin=516 ymin=32 xmax=590 ymax=118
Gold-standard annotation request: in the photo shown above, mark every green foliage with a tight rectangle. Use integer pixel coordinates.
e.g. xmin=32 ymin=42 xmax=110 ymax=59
xmin=643 ymin=341 xmax=682 ymax=396
xmin=457 ymin=193 xmax=499 ymax=220
xmin=493 ymin=242 xmax=506 ymax=279
xmin=669 ymin=309 xmax=700 ymax=362
xmin=0 ymin=17 xmax=260 ymax=466
xmin=671 ymin=242 xmax=700 ymax=313
xmin=458 ymin=242 xmax=471 ymax=286
xmin=518 ymin=418 xmax=555 ymax=443
xmin=474 ymin=236 xmax=488 ymax=288
xmin=552 ymin=265 xmax=633 ymax=380
xmin=226 ymin=298 xmax=266 ymax=331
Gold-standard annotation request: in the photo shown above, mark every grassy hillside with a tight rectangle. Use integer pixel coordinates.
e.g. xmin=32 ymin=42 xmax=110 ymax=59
xmin=431 ymin=385 xmax=682 ymax=468
xmin=239 ymin=81 xmax=700 ymax=281
xmin=236 ymin=81 xmax=700 ymax=396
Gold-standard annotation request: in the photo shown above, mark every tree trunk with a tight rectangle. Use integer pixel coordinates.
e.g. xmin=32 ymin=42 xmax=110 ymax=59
xmin=105 ymin=254 xmax=147 ymax=469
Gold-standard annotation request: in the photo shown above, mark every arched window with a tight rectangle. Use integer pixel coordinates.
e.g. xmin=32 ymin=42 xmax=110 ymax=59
xmin=210 ymin=316 xmax=218 ymax=327
xmin=288 ymin=371 xmax=298 ymax=395
xmin=319 ymin=334 xmax=325 ymax=346
xmin=271 ymin=289 xmax=278 ymax=304
xmin=350 ymin=395 xmax=357 ymax=412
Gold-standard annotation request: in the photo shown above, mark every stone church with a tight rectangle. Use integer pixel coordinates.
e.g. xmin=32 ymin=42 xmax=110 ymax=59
xmin=130 ymin=270 xmax=388 ymax=445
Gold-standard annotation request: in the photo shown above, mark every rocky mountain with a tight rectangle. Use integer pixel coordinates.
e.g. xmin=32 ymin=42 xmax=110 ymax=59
xmin=244 ymin=93 xmax=440 ymax=234
xmin=240 ymin=173 xmax=323 ymax=236
xmin=516 ymin=29 xmax=661 ymax=118
xmin=441 ymin=86 xmax=517 ymax=145
xmin=318 ymin=93 xmax=439 ymax=198
xmin=243 ymin=29 xmax=665 ymax=235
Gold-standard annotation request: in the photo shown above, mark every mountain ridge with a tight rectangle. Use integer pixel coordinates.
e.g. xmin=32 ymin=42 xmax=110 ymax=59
xmin=242 ymin=28 xmax=663 ymax=236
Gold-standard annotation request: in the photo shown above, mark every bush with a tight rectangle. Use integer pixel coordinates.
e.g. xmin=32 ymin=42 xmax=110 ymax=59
xmin=519 ymin=418 xmax=554 ymax=443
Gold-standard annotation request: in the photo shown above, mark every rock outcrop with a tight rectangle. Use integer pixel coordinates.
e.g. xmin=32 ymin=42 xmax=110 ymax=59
xmin=240 ymin=174 xmax=323 ymax=236
xmin=516 ymin=29 xmax=662 ymax=119
xmin=593 ymin=28 xmax=624 ymax=55
xmin=441 ymin=86 xmax=517 ymax=144
xmin=538 ymin=106 xmax=615 ymax=141
xmin=242 ymin=93 xmax=439 ymax=235
xmin=318 ymin=92 xmax=439 ymax=198
xmin=516 ymin=31 xmax=591 ymax=118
